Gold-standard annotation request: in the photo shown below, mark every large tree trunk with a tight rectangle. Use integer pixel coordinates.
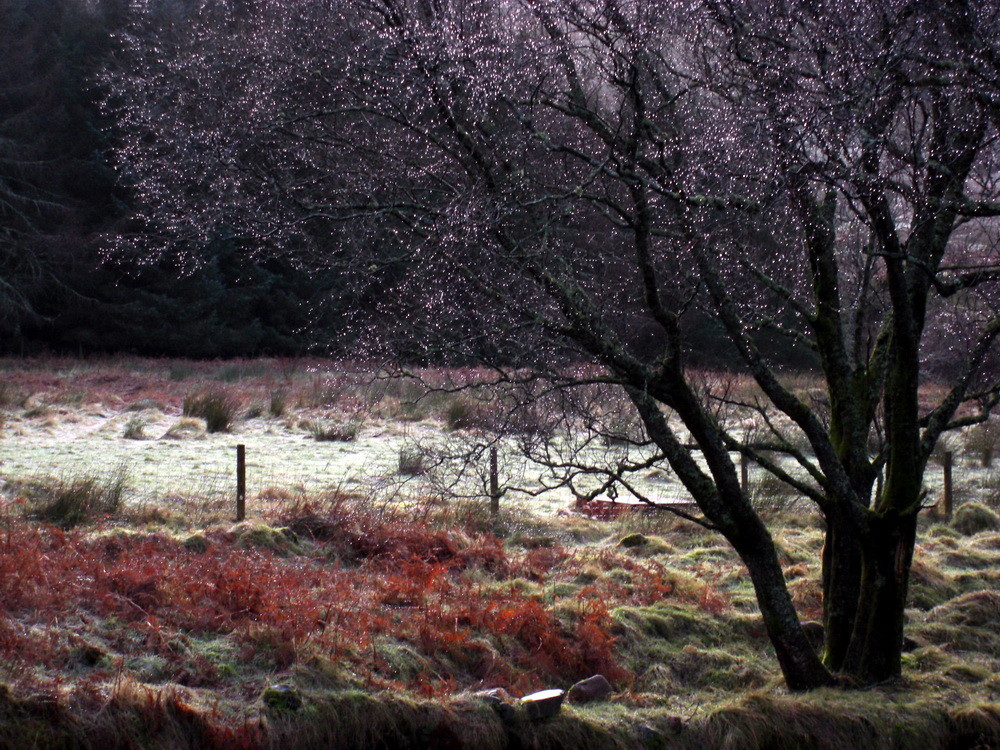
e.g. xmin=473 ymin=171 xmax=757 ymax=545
xmin=629 ymin=386 xmax=834 ymax=690
xmin=820 ymin=512 xmax=863 ymax=672
xmin=730 ymin=515 xmax=836 ymax=690
xmin=841 ymin=513 xmax=918 ymax=684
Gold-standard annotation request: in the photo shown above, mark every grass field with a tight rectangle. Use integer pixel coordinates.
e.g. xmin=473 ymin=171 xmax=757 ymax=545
xmin=1 ymin=358 xmax=999 ymax=749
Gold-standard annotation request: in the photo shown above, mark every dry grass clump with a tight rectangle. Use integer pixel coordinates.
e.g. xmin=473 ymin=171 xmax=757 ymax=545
xmin=22 ymin=403 xmax=52 ymax=419
xmin=26 ymin=464 xmax=130 ymax=527
xmin=965 ymin=419 xmax=999 ymax=466
xmin=122 ymin=414 xmax=147 ymax=439
xmin=125 ymin=398 xmax=164 ymax=412
xmin=698 ymin=693 xmax=969 ymax=750
xmin=269 ymin=388 xmax=289 ymax=417
xmin=617 ymin=533 xmax=675 ymax=556
xmin=610 ymin=599 xmax=771 ymax=697
xmin=926 ymin=590 xmax=1000 ymax=629
xmin=182 ymin=390 xmax=239 ymax=433
xmin=749 ymin=473 xmax=799 ymax=521
xmin=951 ymin=502 xmax=1000 ymax=535
xmin=0 ymin=679 xmax=266 ymax=750
xmin=907 ymin=559 xmax=960 ymax=610
xmin=308 ymin=419 xmax=362 ymax=442
xmin=445 ymin=397 xmax=491 ymax=430
xmin=266 ymin=690 xmax=507 ymax=750
xmin=163 ymin=417 xmax=205 ymax=438
xmin=231 ymin=521 xmax=307 ymax=556
xmin=0 ymin=381 xmax=29 ymax=410
xmin=397 ymin=447 xmax=426 ymax=476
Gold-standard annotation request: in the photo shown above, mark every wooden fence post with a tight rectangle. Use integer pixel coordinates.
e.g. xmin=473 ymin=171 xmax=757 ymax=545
xmin=236 ymin=444 xmax=246 ymax=522
xmin=489 ymin=446 xmax=500 ymax=515
xmin=942 ymin=451 xmax=953 ymax=520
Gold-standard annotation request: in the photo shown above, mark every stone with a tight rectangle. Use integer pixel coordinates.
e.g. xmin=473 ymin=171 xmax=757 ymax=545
xmin=474 ymin=688 xmax=516 ymax=722
xmin=262 ymin=684 xmax=302 ymax=712
xmin=520 ymin=688 xmax=565 ymax=720
xmin=567 ymin=674 xmax=613 ymax=704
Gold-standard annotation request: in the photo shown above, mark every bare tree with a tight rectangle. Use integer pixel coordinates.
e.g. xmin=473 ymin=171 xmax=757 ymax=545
xmin=107 ymin=0 xmax=1000 ymax=689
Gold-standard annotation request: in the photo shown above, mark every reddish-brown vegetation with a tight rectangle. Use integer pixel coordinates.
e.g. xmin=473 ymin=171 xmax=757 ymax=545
xmin=0 ymin=497 xmax=697 ymax=705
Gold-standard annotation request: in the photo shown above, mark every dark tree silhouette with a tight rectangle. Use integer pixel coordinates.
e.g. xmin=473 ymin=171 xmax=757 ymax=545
xmin=108 ymin=0 xmax=1000 ymax=689
xmin=0 ymin=0 xmax=125 ymax=341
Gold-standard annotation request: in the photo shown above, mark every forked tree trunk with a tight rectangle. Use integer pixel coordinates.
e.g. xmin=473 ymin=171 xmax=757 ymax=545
xmin=629 ymin=388 xmax=834 ymax=690
xmin=841 ymin=514 xmax=918 ymax=684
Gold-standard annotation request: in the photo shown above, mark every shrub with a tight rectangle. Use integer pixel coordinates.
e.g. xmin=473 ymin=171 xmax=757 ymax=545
xmin=31 ymin=464 xmax=130 ymax=527
xmin=183 ymin=391 xmax=238 ymax=433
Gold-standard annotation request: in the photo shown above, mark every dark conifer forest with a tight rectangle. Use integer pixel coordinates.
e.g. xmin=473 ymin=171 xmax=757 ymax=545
xmin=0 ymin=0 xmax=343 ymax=356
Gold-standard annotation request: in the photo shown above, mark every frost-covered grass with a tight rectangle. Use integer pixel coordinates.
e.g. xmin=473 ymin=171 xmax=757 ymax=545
xmin=0 ymin=491 xmax=998 ymax=748
xmin=0 ymin=358 xmax=998 ymax=748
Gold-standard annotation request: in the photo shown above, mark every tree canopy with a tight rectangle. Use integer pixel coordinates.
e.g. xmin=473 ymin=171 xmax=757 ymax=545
xmin=37 ymin=0 xmax=1000 ymax=689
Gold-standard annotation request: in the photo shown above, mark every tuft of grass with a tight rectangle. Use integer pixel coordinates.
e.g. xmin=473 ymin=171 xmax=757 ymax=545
xmin=266 ymin=690 xmax=508 ymax=750
xmin=750 ymin=472 xmax=799 ymax=520
xmin=29 ymin=463 xmax=130 ymax=527
xmin=167 ymin=363 xmax=195 ymax=380
xmin=125 ymin=398 xmax=163 ymax=412
xmin=965 ymin=420 xmax=998 ymax=467
xmin=0 ymin=382 xmax=28 ymax=409
xmin=214 ymin=362 xmax=266 ymax=382
xmin=234 ymin=522 xmax=304 ymax=556
xmin=269 ymin=388 xmax=289 ymax=417
xmin=698 ymin=693 xmax=958 ymax=750
xmin=122 ymin=415 xmax=147 ymax=440
xmin=951 ymin=502 xmax=1000 ymax=535
xmin=162 ymin=417 xmax=205 ymax=439
xmin=182 ymin=390 xmax=238 ymax=433
xmin=926 ymin=589 xmax=1000 ymax=629
xmin=619 ymin=533 xmax=649 ymax=548
xmin=397 ymin=447 xmax=426 ymax=476
xmin=309 ymin=419 xmax=362 ymax=442
xmin=23 ymin=404 xmax=51 ymax=419
xmin=445 ymin=397 xmax=491 ymax=431
xmin=182 ymin=533 xmax=210 ymax=553
xmin=907 ymin=559 xmax=959 ymax=610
